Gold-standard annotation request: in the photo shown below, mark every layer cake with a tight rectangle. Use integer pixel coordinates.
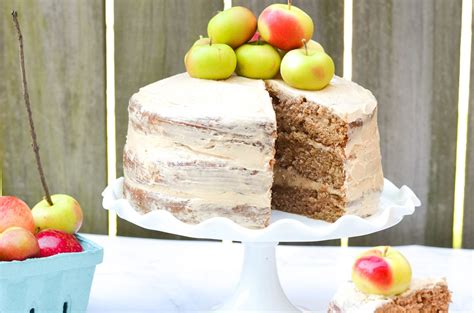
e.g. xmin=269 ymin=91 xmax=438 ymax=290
xmin=123 ymin=73 xmax=384 ymax=228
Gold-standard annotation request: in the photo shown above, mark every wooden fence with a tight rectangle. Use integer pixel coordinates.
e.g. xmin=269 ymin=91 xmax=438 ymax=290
xmin=0 ymin=0 xmax=472 ymax=248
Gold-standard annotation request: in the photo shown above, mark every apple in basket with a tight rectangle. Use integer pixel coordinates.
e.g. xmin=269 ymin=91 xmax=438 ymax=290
xmin=0 ymin=196 xmax=35 ymax=233
xmin=32 ymin=194 xmax=83 ymax=234
xmin=36 ymin=229 xmax=83 ymax=258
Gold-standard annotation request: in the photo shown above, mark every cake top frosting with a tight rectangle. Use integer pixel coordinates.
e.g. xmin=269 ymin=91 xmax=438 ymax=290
xmin=131 ymin=73 xmax=275 ymax=126
xmin=131 ymin=73 xmax=377 ymax=125
xmin=267 ymin=76 xmax=377 ymax=122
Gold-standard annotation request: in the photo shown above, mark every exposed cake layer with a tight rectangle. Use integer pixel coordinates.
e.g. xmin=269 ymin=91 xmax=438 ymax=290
xmin=123 ymin=73 xmax=277 ymax=228
xmin=328 ymin=278 xmax=451 ymax=313
xmin=268 ymin=78 xmax=383 ymax=221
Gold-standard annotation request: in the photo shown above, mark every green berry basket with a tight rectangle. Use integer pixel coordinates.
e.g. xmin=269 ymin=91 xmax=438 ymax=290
xmin=0 ymin=234 xmax=103 ymax=313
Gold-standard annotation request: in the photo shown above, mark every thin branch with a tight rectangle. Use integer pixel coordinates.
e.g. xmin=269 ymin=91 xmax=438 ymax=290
xmin=12 ymin=11 xmax=53 ymax=206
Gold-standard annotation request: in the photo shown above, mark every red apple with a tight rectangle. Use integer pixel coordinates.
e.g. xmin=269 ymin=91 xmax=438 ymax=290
xmin=0 ymin=227 xmax=39 ymax=261
xmin=0 ymin=196 xmax=35 ymax=234
xmin=352 ymin=246 xmax=412 ymax=296
xmin=36 ymin=229 xmax=83 ymax=258
xmin=258 ymin=3 xmax=314 ymax=51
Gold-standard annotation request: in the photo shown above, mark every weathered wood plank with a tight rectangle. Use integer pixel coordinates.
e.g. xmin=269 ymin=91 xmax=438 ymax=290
xmin=233 ymin=0 xmax=344 ymax=76
xmin=463 ymin=11 xmax=474 ymax=249
xmin=114 ymin=0 xmax=223 ymax=238
xmin=351 ymin=0 xmax=461 ymax=247
xmin=0 ymin=1 xmax=108 ymax=234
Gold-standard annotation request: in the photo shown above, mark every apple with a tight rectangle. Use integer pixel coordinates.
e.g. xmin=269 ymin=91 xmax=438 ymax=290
xmin=235 ymin=42 xmax=281 ymax=79
xmin=306 ymin=40 xmax=324 ymax=53
xmin=352 ymin=246 xmax=412 ymax=296
xmin=248 ymin=31 xmax=260 ymax=43
xmin=185 ymin=43 xmax=236 ymax=80
xmin=208 ymin=6 xmax=257 ymax=49
xmin=258 ymin=3 xmax=314 ymax=51
xmin=0 ymin=227 xmax=39 ymax=261
xmin=36 ymin=229 xmax=83 ymax=258
xmin=280 ymin=45 xmax=335 ymax=90
xmin=0 ymin=196 xmax=35 ymax=234
xmin=184 ymin=36 xmax=212 ymax=64
xmin=32 ymin=194 xmax=83 ymax=234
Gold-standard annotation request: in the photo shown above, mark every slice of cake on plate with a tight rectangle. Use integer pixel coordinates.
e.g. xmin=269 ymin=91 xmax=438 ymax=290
xmin=328 ymin=278 xmax=451 ymax=313
xmin=123 ymin=73 xmax=384 ymax=228
xmin=328 ymin=246 xmax=451 ymax=312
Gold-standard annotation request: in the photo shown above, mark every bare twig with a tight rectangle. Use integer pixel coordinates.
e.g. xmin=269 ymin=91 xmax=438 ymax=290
xmin=12 ymin=11 xmax=53 ymax=206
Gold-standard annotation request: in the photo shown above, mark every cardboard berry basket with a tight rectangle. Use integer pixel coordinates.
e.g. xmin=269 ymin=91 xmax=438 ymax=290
xmin=0 ymin=234 xmax=103 ymax=313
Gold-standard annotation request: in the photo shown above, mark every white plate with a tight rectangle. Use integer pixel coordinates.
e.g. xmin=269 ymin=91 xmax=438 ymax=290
xmin=102 ymin=177 xmax=420 ymax=242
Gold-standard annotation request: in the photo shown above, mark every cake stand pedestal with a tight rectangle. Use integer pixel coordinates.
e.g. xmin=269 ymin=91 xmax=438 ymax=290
xmin=102 ymin=178 xmax=420 ymax=312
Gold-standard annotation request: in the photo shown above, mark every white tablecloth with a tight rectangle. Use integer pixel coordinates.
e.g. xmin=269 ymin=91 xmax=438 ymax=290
xmin=84 ymin=235 xmax=473 ymax=312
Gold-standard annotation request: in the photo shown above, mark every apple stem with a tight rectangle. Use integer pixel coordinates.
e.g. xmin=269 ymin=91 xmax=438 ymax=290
xmin=209 ymin=37 xmax=212 ymax=46
xmin=302 ymin=38 xmax=308 ymax=56
xmin=383 ymin=246 xmax=389 ymax=257
xmin=12 ymin=11 xmax=54 ymax=206
xmin=288 ymin=0 xmax=292 ymax=10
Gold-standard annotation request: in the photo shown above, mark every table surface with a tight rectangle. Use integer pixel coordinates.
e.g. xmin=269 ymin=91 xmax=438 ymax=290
xmin=84 ymin=234 xmax=473 ymax=313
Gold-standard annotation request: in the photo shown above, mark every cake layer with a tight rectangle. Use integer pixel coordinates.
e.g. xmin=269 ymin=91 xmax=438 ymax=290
xmin=271 ymin=185 xmax=345 ymax=222
xmin=328 ymin=278 xmax=451 ymax=313
xmin=124 ymin=180 xmax=270 ymax=228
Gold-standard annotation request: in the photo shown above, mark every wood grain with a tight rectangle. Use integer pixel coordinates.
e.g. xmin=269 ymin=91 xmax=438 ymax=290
xmin=351 ymin=0 xmax=462 ymax=246
xmin=463 ymin=11 xmax=474 ymax=249
xmin=0 ymin=1 xmax=108 ymax=234
xmin=233 ymin=0 xmax=344 ymax=76
xmin=114 ymin=0 xmax=223 ymax=238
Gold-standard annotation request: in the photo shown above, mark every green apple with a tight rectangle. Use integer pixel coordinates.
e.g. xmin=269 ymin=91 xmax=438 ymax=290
xmin=352 ymin=246 xmax=412 ymax=296
xmin=280 ymin=47 xmax=334 ymax=90
xmin=235 ymin=42 xmax=281 ymax=79
xmin=306 ymin=40 xmax=324 ymax=52
xmin=185 ymin=43 xmax=236 ymax=80
xmin=0 ymin=226 xmax=39 ymax=261
xmin=208 ymin=6 xmax=257 ymax=48
xmin=32 ymin=194 xmax=83 ymax=234
xmin=258 ymin=3 xmax=314 ymax=50
xmin=184 ymin=36 xmax=211 ymax=64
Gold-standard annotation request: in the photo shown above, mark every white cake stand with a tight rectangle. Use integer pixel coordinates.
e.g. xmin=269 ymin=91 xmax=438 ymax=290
xmin=102 ymin=178 xmax=420 ymax=312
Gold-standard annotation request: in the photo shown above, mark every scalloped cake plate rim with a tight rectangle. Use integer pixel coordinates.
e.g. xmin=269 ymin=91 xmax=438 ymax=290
xmin=102 ymin=177 xmax=420 ymax=242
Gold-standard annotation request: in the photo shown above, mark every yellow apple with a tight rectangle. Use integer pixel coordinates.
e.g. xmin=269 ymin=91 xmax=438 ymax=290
xmin=185 ymin=43 xmax=236 ymax=80
xmin=235 ymin=42 xmax=281 ymax=79
xmin=258 ymin=3 xmax=314 ymax=50
xmin=32 ymin=194 xmax=83 ymax=234
xmin=352 ymin=246 xmax=412 ymax=296
xmin=184 ymin=36 xmax=211 ymax=64
xmin=280 ymin=48 xmax=335 ymax=90
xmin=208 ymin=6 xmax=257 ymax=49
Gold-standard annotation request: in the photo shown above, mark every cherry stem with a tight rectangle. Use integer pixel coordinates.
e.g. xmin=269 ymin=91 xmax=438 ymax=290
xmin=302 ymin=38 xmax=308 ymax=56
xmin=11 ymin=11 xmax=53 ymax=206
xmin=288 ymin=0 xmax=292 ymax=10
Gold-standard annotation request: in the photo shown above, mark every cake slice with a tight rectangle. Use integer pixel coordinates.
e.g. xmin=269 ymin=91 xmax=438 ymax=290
xmin=328 ymin=278 xmax=451 ymax=313
xmin=266 ymin=78 xmax=383 ymax=222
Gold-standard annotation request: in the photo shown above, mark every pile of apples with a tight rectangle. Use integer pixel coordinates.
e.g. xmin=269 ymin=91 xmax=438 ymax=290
xmin=0 ymin=195 xmax=83 ymax=261
xmin=352 ymin=246 xmax=412 ymax=296
xmin=184 ymin=3 xmax=335 ymax=91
